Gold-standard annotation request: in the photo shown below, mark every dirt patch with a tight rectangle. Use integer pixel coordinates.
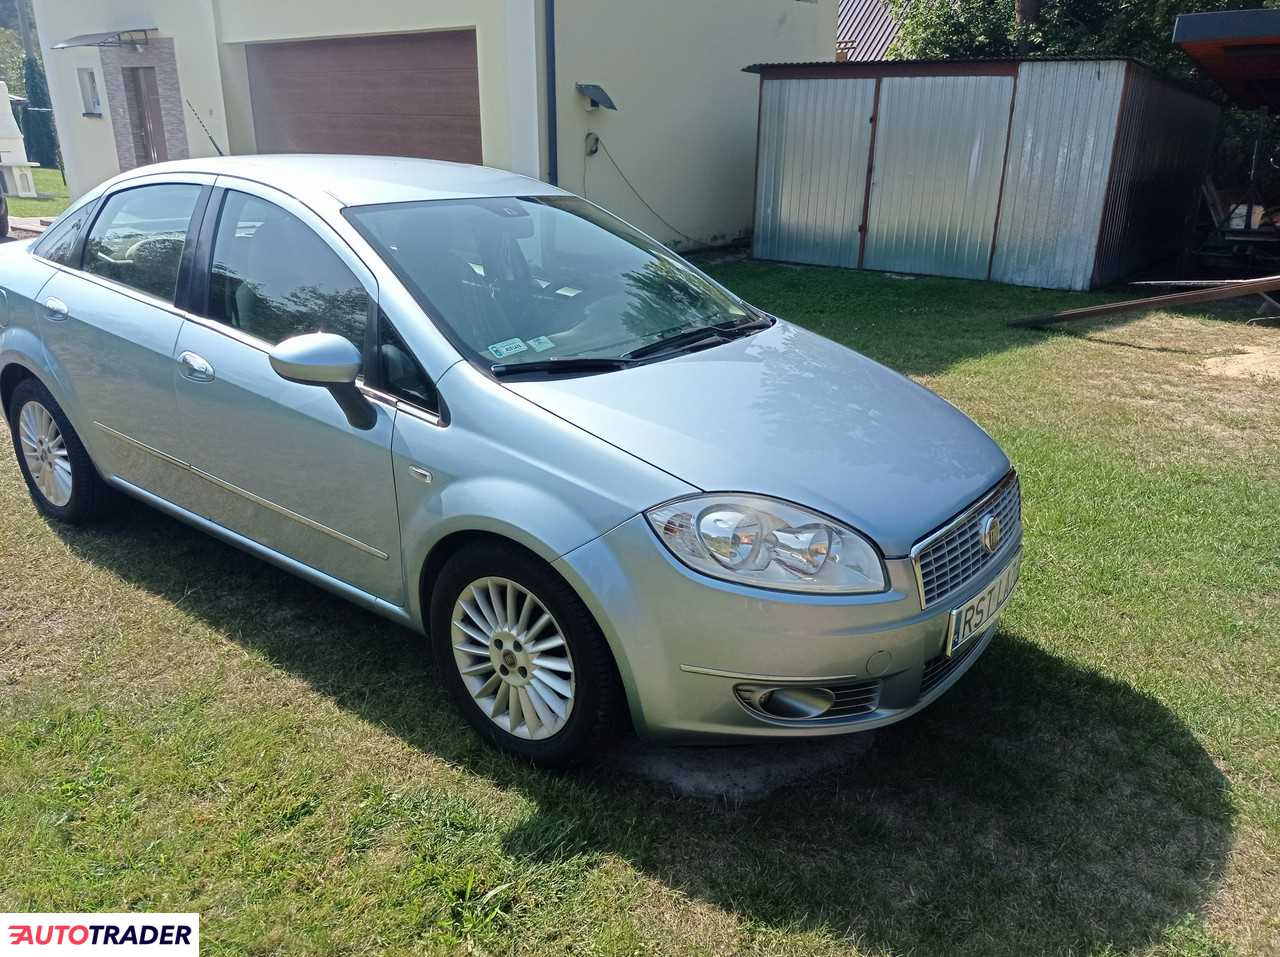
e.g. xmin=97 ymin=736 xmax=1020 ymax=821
xmin=1204 ymin=347 xmax=1280 ymax=384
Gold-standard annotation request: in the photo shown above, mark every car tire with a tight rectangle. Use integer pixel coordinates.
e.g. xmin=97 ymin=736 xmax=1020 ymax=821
xmin=430 ymin=540 xmax=624 ymax=767
xmin=7 ymin=377 xmax=110 ymax=525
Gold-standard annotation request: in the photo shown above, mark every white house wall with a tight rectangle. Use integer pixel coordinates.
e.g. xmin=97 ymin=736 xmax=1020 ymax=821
xmin=32 ymin=0 xmax=231 ymax=197
xmin=34 ymin=0 xmax=835 ymax=252
xmin=551 ymin=0 xmax=837 ymax=249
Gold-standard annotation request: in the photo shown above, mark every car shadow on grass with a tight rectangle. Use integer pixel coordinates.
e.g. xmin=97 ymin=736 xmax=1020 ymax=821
xmin=57 ymin=499 xmax=1233 ymax=956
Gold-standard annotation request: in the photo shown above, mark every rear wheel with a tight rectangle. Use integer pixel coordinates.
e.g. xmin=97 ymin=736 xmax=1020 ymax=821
xmin=430 ymin=541 xmax=623 ymax=766
xmin=7 ymin=377 xmax=109 ymax=524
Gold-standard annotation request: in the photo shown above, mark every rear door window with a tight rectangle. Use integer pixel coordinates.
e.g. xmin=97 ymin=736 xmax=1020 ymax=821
xmin=83 ymin=184 xmax=202 ymax=303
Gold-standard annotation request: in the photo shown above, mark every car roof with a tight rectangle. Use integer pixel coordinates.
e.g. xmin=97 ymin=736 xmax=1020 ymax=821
xmin=104 ymin=154 xmax=570 ymax=208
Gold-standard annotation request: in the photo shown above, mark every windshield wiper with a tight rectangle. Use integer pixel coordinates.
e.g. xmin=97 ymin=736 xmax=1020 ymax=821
xmin=621 ymin=315 xmax=774 ymax=361
xmin=490 ymin=356 xmax=636 ymax=377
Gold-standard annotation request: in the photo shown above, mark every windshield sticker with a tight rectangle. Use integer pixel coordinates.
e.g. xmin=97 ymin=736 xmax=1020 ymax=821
xmin=527 ymin=336 xmax=555 ymax=352
xmin=487 ymin=338 xmax=529 ymax=360
xmin=554 ymin=286 xmax=582 ymax=297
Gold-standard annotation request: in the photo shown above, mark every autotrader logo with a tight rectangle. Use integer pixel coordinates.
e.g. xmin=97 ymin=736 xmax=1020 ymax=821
xmin=0 ymin=915 xmax=198 ymax=955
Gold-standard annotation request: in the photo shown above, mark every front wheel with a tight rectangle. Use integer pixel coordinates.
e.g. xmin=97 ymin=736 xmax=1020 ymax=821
xmin=430 ymin=542 xmax=623 ymax=767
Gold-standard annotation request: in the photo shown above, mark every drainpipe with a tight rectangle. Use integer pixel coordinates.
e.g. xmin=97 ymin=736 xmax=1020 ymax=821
xmin=544 ymin=0 xmax=558 ymax=185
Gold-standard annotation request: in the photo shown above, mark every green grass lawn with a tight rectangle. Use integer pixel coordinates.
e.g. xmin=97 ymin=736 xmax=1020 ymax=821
xmin=6 ymin=166 xmax=71 ymax=219
xmin=1 ymin=264 xmax=1277 ymax=955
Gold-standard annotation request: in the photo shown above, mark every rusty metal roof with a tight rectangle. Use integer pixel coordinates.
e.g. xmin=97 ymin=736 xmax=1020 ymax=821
xmin=745 ymin=56 xmax=1151 ymax=74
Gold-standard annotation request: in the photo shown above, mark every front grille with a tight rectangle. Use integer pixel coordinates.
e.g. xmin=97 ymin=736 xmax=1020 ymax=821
xmin=920 ymin=636 xmax=982 ymax=696
xmin=913 ymin=472 xmax=1021 ymax=608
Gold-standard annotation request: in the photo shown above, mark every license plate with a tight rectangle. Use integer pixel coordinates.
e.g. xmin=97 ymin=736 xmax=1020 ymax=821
xmin=946 ymin=549 xmax=1021 ymax=656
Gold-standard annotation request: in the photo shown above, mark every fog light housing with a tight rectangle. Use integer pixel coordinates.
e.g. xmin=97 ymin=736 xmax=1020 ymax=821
xmin=736 ymin=684 xmax=835 ymax=720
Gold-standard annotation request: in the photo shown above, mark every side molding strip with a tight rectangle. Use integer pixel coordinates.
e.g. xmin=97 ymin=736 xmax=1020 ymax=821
xmin=94 ymin=421 xmax=390 ymax=561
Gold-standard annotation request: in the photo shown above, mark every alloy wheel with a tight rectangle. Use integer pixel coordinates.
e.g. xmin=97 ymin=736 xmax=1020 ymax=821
xmin=450 ymin=576 xmax=576 ymax=740
xmin=18 ymin=401 xmax=73 ymax=508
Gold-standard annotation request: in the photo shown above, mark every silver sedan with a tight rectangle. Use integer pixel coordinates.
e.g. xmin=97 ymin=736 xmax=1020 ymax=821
xmin=0 ymin=156 xmax=1021 ymax=765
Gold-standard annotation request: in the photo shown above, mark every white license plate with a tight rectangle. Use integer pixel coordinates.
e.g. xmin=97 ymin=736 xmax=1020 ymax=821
xmin=945 ymin=549 xmax=1021 ymax=656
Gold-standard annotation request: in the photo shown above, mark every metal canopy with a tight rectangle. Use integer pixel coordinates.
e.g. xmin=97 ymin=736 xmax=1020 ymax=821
xmin=52 ymin=28 xmax=154 ymax=50
xmin=1174 ymin=8 xmax=1280 ymax=109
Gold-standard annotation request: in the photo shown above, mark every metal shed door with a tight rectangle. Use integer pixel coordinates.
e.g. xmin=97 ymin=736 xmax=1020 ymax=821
xmin=753 ymin=78 xmax=877 ymax=267
xmin=246 ymin=31 xmax=482 ymax=163
xmin=862 ymin=75 xmax=1014 ymax=279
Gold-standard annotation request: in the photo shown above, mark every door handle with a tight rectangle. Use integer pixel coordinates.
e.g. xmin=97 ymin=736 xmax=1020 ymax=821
xmin=44 ymin=297 xmax=68 ymax=321
xmin=178 ymin=351 xmax=215 ymax=382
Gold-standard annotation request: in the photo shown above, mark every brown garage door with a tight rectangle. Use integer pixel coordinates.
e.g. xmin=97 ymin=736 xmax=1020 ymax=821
xmin=246 ymin=31 xmax=482 ymax=162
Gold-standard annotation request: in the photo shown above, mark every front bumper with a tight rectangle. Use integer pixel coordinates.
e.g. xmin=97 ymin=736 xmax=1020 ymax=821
xmin=554 ymin=513 xmax=1019 ymax=743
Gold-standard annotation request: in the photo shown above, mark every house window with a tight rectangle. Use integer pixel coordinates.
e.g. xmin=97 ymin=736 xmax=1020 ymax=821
xmin=76 ymin=68 xmax=101 ymax=115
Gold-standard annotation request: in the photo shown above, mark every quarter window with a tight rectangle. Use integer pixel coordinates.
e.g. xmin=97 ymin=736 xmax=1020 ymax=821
xmin=33 ymin=202 xmax=95 ymax=267
xmin=83 ymin=184 xmax=202 ymax=303
xmin=206 ymin=191 xmax=369 ymax=347
xmin=378 ymin=315 xmax=437 ymax=411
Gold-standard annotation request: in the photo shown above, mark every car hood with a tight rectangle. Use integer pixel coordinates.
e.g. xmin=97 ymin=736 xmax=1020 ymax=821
xmin=504 ymin=321 xmax=1010 ymax=556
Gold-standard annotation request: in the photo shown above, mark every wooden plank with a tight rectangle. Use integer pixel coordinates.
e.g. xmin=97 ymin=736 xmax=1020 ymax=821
xmin=1008 ymin=272 xmax=1280 ymax=327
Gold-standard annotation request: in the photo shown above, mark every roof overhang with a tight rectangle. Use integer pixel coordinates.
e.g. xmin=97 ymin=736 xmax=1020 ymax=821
xmin=52 ymin=28 xmax=154 ymax=50
xmin=1174 ymin=8 xmax=1280 ymax=109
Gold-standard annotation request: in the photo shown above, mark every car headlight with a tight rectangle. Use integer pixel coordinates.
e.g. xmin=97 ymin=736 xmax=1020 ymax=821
xmin=645 ymin=494 xmax=886 ymax=594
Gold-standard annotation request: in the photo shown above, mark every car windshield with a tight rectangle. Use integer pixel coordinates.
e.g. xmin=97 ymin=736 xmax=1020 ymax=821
xmin=344 ymin=196 xmax=753 ymax=369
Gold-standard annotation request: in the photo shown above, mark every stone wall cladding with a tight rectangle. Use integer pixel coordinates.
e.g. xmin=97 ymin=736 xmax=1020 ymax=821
xmin=100 ymin=37 xmax=189 ymax=171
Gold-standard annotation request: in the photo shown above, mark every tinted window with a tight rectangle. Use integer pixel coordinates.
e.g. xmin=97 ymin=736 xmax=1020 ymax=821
xmin=84 ymin=184 xmax=202 ymax=302
xmin=378 ymin=316 xmax=436 ymax=411
xmin=207 ymin=191 xmax=369 ymax=347
xmin=34 ymin=202 xmax=96 ymax=267
xmin=345 ymin=197 xmax=749 ymax=368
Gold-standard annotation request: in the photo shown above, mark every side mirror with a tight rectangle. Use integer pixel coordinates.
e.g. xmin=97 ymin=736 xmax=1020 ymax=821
xmin=269 ymin=333 xmax=376 ymax=430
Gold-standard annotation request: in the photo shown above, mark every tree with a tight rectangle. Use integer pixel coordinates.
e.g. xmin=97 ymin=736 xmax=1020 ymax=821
xmin=886 ymin=0 xmax=1280 ymax=196
xmin=888 ymin=0 xmax=1280 ymax=92
xmin=0 ymin=28 xmax=23 ymax=96
xmin=22 ymin=52 xmax=56 ymax=168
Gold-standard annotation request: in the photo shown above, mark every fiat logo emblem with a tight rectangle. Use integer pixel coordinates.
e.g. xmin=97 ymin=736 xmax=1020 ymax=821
xmin=979 ymin=514 xmax=1002 ymax=553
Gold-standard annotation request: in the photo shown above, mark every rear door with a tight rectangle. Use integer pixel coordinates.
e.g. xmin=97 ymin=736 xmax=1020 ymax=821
xmin=36 ymin=176 xmax=211 ymax=493
xmin=168 ymin=179 xmax=404 ymax=604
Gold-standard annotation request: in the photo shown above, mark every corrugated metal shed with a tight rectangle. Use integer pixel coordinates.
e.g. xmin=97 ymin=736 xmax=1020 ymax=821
xmin=1091 ymin=66 xmax=1221 ymax=286
xmin=862 ymin=74 xmax=1013 ymax=279
xmin=747 ymin=58 xmax=1220 ymax=290
xmin=990 ymin=61 xmax=1127 ymax=290
xmin=754 ymin=78 xmax=876 ymax=266
xmin=837 ymin=0 xmax=899 ymax=62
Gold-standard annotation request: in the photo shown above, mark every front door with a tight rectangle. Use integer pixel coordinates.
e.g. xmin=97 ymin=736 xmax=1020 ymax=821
xmin=123 ymin=66 xmax=167 ymax=164
xmin=168 ymin=181 xmax=404 ymax=604
xmin=37 ymin=178 xmax=209 ymax=494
